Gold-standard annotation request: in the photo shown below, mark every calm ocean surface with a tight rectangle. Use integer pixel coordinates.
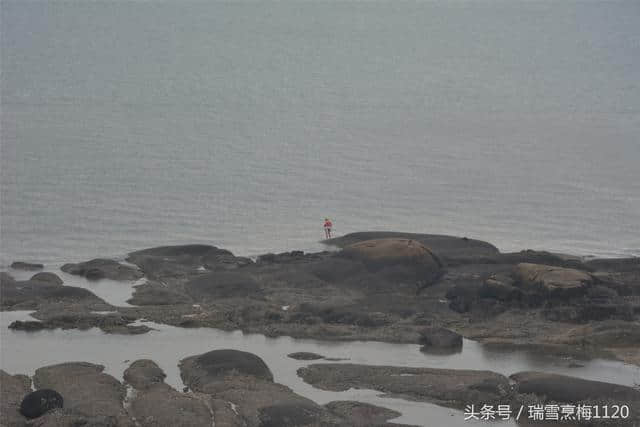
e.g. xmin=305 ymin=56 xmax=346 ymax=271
xmin=1 ymin=0 xmax=639 ymax=266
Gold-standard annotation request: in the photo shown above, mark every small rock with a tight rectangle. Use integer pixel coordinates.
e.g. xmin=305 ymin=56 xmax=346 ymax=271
xmin=11 ymin=261 xmax=44 ymax=270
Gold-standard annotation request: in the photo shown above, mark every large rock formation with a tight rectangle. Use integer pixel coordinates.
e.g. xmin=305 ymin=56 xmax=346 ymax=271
xmin=1 ymin=273 xmax=108 ymax=311
xmin=180 ymin=350 xmax=344 ymax=426
xmin=326 ymin=232 xmax=500 ymax=264
xmin=33 ymin=362 xmax=133 ymax=425
xmin=127 ymin=244 xmax=251 ymax=281
xmin=124 ymin=360 xmax=214 ymax=427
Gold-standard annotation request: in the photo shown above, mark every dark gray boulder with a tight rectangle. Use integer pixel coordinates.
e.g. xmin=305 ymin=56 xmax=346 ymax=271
xmin=419 ymin=327 xmax=463 ymax=352
xmin=180 ymin=349 xmax=274 ymax=386
xmin=20 ymin=389 xmax=63 ymax=419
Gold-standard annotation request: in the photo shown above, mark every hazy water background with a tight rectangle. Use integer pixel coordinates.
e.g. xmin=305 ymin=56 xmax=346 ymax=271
xmin=2 ymin=0 xmax=639 ymax=266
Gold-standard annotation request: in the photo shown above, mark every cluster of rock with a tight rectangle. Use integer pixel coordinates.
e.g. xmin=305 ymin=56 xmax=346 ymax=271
xmin=298 ymin=363 xmax=640 ymax=424
xmin=3 ymin=231 xmax=639 ymax=363
xmin=0 ymin=350 xmax=414 ymax=427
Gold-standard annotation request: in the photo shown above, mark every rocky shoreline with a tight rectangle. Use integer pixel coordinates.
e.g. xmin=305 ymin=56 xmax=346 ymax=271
xmin=2 ymin=231 xmax=639 ymax=426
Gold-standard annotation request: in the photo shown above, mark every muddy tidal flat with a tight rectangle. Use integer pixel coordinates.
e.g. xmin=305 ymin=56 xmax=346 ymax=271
xmin=2 ymin=231 xmax=640 ymax=426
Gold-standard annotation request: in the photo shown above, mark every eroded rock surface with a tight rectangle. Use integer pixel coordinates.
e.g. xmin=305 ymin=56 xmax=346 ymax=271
xmin=298 ymin=363 xmax=512 ymax=409
xmin=0 ymin=369 xmax=31 ymax=426
xmin=33 ymin=362 xmax=133 ymax=425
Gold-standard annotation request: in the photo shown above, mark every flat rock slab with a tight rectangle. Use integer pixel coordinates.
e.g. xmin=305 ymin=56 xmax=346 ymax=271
xmin=61 ymin=259 xmax=143 ymax=281
xmin=513 ymin=263 xmax=593 ymax=295
xmin=1 ymin=369 xmax=32 ymax=427
xmin=511 ymin=371 xmax=640 ymax=404
xmin=298 ymin=363 xmax=511 ymax=409
xmin=33 ymin=362 xmax=133 ymax=425
xmin=325 ymin=401 xmax=414 ymax=427
xmin=11 ymin=261 xmax=44 ymax=270
xmin=287 ymin=352 xmax=326 ymax=360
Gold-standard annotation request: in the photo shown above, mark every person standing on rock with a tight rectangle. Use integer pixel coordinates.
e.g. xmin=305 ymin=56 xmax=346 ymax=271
xmin=323 ymin=218 xmax=333 ymax=239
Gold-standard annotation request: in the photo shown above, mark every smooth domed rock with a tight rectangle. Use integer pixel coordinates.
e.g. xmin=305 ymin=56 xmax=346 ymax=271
xmin=341 ymin=238 xmax=443 ymax=286
xmin=20 ymin=389 xmax=64 ymax=418
xmin=419 ymin=327 xmax=463 ymax=351
xmin=123 ymin=360 xmax=166 ymax=390
xmin=342 ymin=238 xmax=441 ymax=264
xmin=30 ymin=272 xmax=64 ymax=286
xmin=11 ymin=261 xmax=44 ymax=270
xmin=513 ymin=263 xmax=593 ymax=297
xmin=180 ymin=349 xmax=274 ymax=386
